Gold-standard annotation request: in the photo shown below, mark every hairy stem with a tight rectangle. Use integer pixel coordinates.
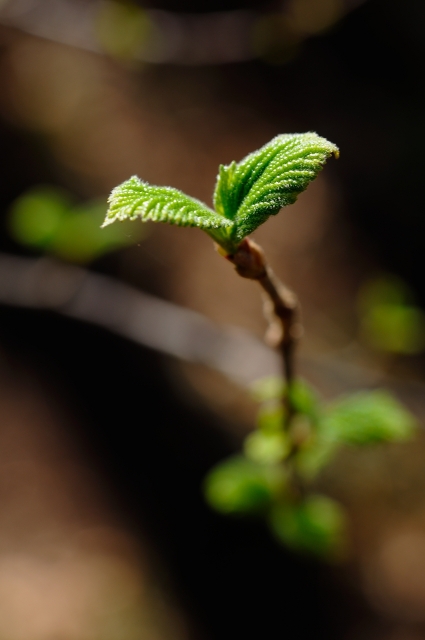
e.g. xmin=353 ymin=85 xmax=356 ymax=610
xmin=220 ymin=237 xmax=301 ymax=419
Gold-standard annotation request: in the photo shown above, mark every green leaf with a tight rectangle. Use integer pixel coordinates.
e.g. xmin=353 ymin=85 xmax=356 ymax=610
xmin=103 ymin=175 xmax=233 ymax=243
xmin=322 ymin=390 xmax=417 ymax=445
xmin=295 ymin=390 xmax=416 ymax=479
xmin=9 ymin=186 xmax=146 ymax=264
xmin=213 ymin=132 xmax=338 ymax=243
xmin=104 ymin=134 xmax=338 ymax=253
xmin=288 ymin=379 xmax=321 ymax=420
xmin=8 ymin=187 xmax=71 ymax=247
xmin=362 ymin=303 xmax=425 ymax=354
xmin=244 ymin=430 xmax=290 ymax=464
xmin=204 ymin=455 xmax=286 ymax=514
xmin=357 ymin=276 xmax=425 ymax=354
xmin=269 ymin=495 xmax=347 ymax=558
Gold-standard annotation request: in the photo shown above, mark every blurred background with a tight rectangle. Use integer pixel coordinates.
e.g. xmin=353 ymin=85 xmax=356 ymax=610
xmin=1 ymin=0 xmax=425 ymax=638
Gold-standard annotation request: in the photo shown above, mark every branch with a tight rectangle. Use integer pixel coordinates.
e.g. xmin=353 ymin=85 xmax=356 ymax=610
xmin=222 ymin=238 xmax=301 ymax=418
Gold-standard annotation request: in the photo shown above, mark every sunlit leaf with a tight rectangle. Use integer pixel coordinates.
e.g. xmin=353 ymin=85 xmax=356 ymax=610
xmin=269 ymin=495 xmax=347 ymax=558
xmin=213 ymin=132 xmax=338 ymax=243
xmin=322 ymin=390 xmax=417 ymax=445
xmin=103 ymin=175 xmax=232 ymax=245
xmin=104 ymin=134 xmax=338 ymax=252
xmin=204 ymin=456 xmax=286 ymax=514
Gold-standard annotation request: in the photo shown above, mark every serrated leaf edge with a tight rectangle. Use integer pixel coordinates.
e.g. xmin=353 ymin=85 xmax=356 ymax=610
xmin=102 ymin=176 xmax=233 ymax=233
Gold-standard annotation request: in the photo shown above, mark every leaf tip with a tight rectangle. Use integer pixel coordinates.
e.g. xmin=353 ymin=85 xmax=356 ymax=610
xmin=100 ymin=216 xmax=114 ymax=228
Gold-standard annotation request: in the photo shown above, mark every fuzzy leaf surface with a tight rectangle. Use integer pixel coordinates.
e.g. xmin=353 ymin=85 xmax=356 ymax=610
xmin=214 ymin=132 xmax=338 ymax=244
xmin=103 ymin=176 xmax=232 ymax=240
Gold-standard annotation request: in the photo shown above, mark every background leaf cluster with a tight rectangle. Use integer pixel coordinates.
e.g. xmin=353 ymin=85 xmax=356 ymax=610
xmin=204 ymin=378 xmax=416 ymax=559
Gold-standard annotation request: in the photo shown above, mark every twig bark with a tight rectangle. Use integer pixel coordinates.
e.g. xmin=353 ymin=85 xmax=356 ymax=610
xmin=221 ymin=237 xmax=301 ymax=419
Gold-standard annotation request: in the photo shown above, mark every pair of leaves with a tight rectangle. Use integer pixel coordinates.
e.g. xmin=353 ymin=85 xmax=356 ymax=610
xmin=103 ymin=132 xmax=339 ymax=253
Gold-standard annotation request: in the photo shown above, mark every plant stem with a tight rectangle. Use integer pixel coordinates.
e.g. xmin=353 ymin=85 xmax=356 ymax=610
xmin=220 ymin=238 xmax=301 ymax=419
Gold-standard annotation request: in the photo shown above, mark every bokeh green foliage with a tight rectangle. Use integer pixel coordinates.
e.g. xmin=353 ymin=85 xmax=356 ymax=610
xmin=8 ymin=186 xmax=145 ymax=263
xmin=96 ymin=0 xmax=151 ymax=61
xmin=358 ymin=275 xmax=425 ymax=354
xmin=204 ymin=377 xmax=416 ymax=559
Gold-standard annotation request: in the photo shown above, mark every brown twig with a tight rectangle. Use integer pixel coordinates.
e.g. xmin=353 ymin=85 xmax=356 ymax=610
xmin=221 ymin=237 xmax=301 ymax=419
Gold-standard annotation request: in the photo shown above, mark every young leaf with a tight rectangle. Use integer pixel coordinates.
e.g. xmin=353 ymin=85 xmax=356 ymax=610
xmin=321 ymin=390 xmax=417 ymax=445
xmin=244 ymin=430 xmax=290 ymax=464
xmin=269 ymin=495 xmax=347 ymax=558
xmin=103 ymin=134 xmax=338 ymax=253
xmin=214 ymin=132 xmax=339 ymax=243
xmin=296 ymin=390 xmax=416 ymax=479
xmin=103 ymin=175 xmax=232 ymax=242
xmin=204 ymin=455 xmax=286 ymax=514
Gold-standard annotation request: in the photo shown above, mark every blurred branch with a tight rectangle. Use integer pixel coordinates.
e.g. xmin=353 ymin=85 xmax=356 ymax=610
xmin=0 ymin=0 xmax=368 ymax=66
xmin=1 ymin=253 xmax=425 ymax=419
xmin=0 ymin=0 xmax=100 ymax=53
xmin=0 ymin=253 xmax=280 ymax=386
